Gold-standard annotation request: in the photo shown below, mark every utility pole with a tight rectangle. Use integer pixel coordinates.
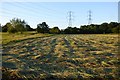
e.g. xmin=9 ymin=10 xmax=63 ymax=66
xmin=88 ymin=10 xmax=92 ymax=25
xmin=68 ymin=11 xmax=73 ymax=27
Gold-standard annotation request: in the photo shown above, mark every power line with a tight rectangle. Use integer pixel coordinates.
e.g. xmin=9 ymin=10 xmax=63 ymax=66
xmin=1 ymin=9 xmax=41 ymax=20
xmin=26 ymin=2 xmax=65 ymax=15
xmin=1 ymin=3 xmax=67 ymax=25
xmin=1 ymin=9 xmax=66 ymax=27
xmin=4 ymin=2 xmax=64 ymax=18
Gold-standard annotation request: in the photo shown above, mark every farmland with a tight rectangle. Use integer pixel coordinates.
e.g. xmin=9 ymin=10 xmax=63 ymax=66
xmin=2 ymin=34 xmax=119 ymax=79
xmin=1 ymin=32 xmax=53 ymax=45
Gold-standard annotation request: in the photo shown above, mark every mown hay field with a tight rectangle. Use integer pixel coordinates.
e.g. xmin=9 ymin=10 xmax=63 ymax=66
xmin=1 ymin=32 xmax=52 ymax=45
xmin=2 ymin=34 xmax=119 ymax=80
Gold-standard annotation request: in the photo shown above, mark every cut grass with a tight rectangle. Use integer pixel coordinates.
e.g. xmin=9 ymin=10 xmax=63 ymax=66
xmin=2 ymin=34 xmax=119 ymax=79
xmin=1 ymin=31 xmax=53 ymax=45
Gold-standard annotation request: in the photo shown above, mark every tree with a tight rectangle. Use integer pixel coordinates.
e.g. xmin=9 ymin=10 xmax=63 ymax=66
xmin=72 ymin=27 xmax=80 ymax=34
xmin=95 ymin=25 xmax=100 ymax=34
xmin=8 ymin=18 xmax=27 ymax=33
xmin=108 ymin=22 xmax=119 ymax=33
xmin=80 ymin=25 xmax=89 ymax=34
xmin=64 ymin=27 xmax=73 ymax=34
xmin=37 ymin=24 xmax=43 ymax=33
xmin=60 ymin=29 xmax=64 ymax=34
xmin=25 ymin=24 xmax=34 ymax=31
xmin=99 ymin=23 xmax=108 ymax=34
xmin=112 ymin=23 xmax=120 ymax=33
xmin=37 ymin=22 xmax=49 ymax=33
xmin=8 ymin=25 xmax=17 ymax=33
xmin=0 ymin=23 xmax=1 ymax=32
xmin=50 ymin=27 xmax=60 ymax=34
xmin=2 ymin=23 xmax=11 ymax=32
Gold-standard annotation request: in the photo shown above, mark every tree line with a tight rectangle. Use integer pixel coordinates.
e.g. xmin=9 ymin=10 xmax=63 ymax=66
xmin=1 ymin=18 xmax=120 ymax=34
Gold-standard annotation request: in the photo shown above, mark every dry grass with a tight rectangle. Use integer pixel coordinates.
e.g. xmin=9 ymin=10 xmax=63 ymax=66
xmin=2 ymin=34 xmax=119 ymax=80
xmin=1 ymin=31 xmax=52 ymax=44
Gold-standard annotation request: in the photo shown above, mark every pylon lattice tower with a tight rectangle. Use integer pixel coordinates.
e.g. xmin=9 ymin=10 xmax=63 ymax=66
xmin=68 ymin=11 xmax=73 ymax=27
xmin=88 ymin=10 xmax=92 ymax=25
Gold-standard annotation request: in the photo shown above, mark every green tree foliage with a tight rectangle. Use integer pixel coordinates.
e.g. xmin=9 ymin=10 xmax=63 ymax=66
xmin=25 ymin=24 xmax=34 ymax=31
xmin=72 ymin=27 xmax=80 ymax=34
xmin=2 ymin=23 xmax=11 ymax=32
xmin=64 ymin=27 xmax=72 ymax=34
xmin=8 ymin=25 xmax=17 ymax=33
xmin=108 ymin=22 xmax=119 ymax=33
xmin=36 ymin=24 xmax=43 ymax=33
xmin=60 ymin=29 xmax=64 ymax=34
xmin=50 ymin=27 xmax=60 ymax=34
xmin=78 ymin=22 xmax=119 ymax=34
xmin=99 ymin=23 xmax=109 ymax=34
xmin=64 ymin=27 xmax=80 ymax=34
xmin=2 ymin=19 xmax=33 ymax=33
xmin=1 ymin=18 xmax=119 ymax=34
xmin=112 ymin=23 xmax=120 ymax=33
xmin=37 ymin=22 xmax=49 ymax=33
xmin=9 ymin=18 xmax=27 ymax=33
xmin=0 ymin=23 xmax=1 ymax=32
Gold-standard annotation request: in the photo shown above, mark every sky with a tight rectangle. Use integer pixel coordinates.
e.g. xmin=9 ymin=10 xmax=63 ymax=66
xmin=0 ymin=2 xmax=119 ymax=29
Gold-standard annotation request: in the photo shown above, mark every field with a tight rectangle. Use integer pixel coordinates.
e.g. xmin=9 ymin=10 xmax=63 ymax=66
xmin=1 ymin=32 xmax=52 ymax=44
xmin=2 ymin=34 xmax=119 ymax=79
